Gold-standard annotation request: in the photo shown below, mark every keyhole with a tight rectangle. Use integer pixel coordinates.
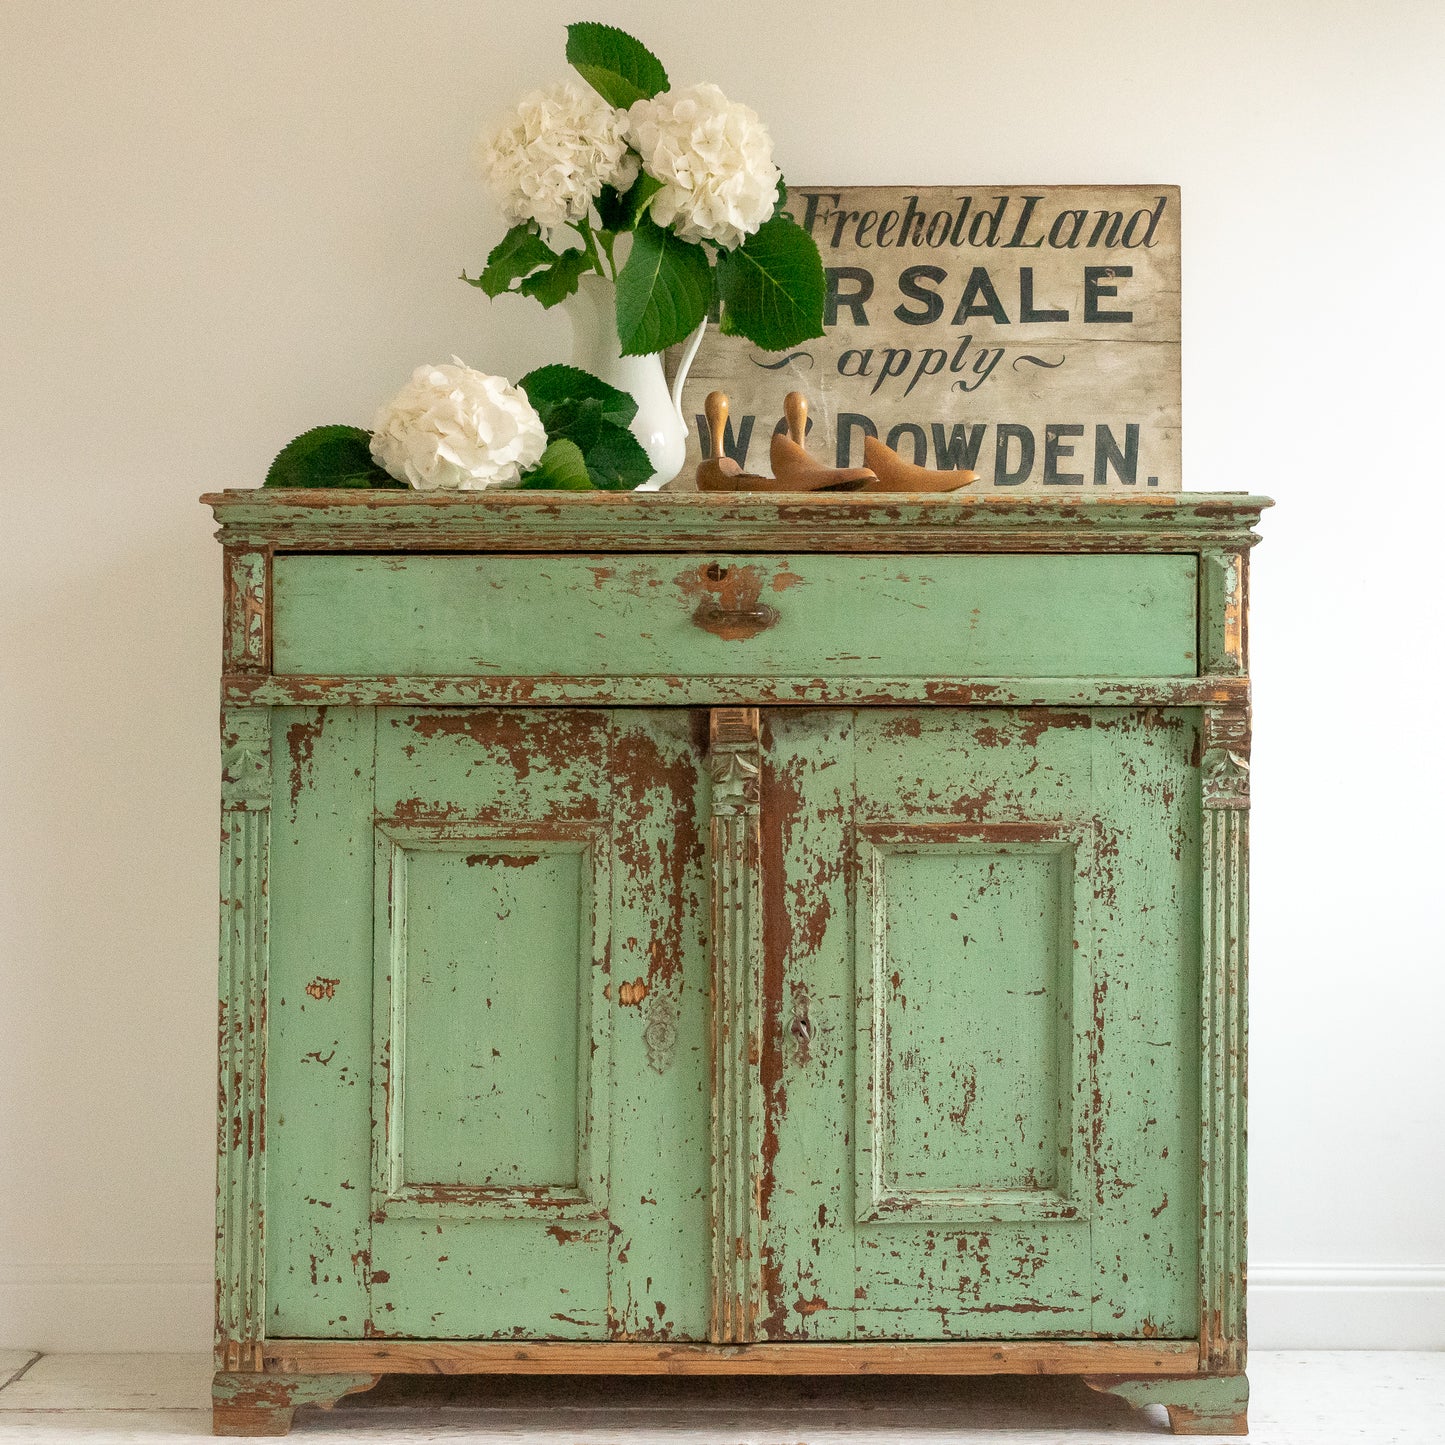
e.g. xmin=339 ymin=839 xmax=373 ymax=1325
xmin=705 ymin=563 xmax=728 ymax=582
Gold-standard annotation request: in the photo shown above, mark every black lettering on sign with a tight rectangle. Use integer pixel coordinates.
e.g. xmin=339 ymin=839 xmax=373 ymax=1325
xmin=886 ymin=422 xmax=928 ymax=464
xmin=1019 ymin=268 xmax=1068 ymax=324
xmin=798 ymin=192 xmax=842 ymax=239
xmin=951 ymin=346 xmax=1004 ymax=392
xmin=1084 ymin=266 xmax=1133 ymax=323
xmin=905 ymin=348 xmax=949 ymax=397
xmin=829 ymin=209 xmax=861 ymax=247
xmin=932 ymin=423 xmax=987 ymax=470
xmin=1090 ymin=210 xmax=1124 ymax=247
xmin=1048 ymin=210 xmax=1088 ymax=248
xmin=968 ymin=196 xmax=1008 ymax=246
xmin=835 ymin=412 xmax=879 ymax=467
xmin=1094 ymin=423 xmax=1140 ymax=485
xmin=873 ymin=348 xmax=912 ymax=395
xmin=994 ymin=424 xmax=1035 ymax=486
xmin=826 ymin=267 xmax=874 ymax=326
xmin=696 ymin=411 xmax=756 ymax=468
xmin=894 ymin=266 xmax=947 ymax=326
xmin=1002 ymin=195 xmax=1045 ymax=248
xmin=898 ymin=195 xmax=926 ymax=246
xmin=1123 ymin=196 xmax=1168 ymax=247
xmin=948 ymin=197 xmax=974 ymax=245
xmin=951 ymin=268 xmax=1010 ymax=326
xmin=1043 ymin=424 xmax=1085 ymax=485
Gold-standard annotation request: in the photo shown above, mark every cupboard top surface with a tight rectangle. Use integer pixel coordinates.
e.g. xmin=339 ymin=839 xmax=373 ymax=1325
xmin=202 ymin=490 xmax=1272 ymax=554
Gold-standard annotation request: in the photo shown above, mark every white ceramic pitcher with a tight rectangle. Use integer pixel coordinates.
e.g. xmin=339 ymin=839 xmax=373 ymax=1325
xmin=560 ymin=272 xmax=707 ymax=490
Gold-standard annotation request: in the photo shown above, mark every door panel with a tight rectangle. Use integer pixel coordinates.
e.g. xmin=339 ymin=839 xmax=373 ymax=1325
xmin=760 ymin=708 xmax=1199 ymax=1341
xmin=267 ymin=707 xmax=711 ymax=1341
xmin=372 ymin=820 xmax=604 ymax=1216
xmin=856 ymin=823 xmax=1091 ymax=1226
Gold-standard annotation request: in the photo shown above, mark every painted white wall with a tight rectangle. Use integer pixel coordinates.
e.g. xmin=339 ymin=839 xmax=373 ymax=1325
xmin=2 ymin=0 xmax=1442 ymax=1352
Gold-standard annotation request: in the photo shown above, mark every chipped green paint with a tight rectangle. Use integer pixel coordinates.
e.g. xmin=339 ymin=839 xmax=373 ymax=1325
xmin=209 ymin=492 xmax=1266 ymax=1434
xmin=759 ymin=709 xmax=1200 ymax=1340
xmin=707 ymin=710 xmax=766 ymax=1342
xmin=216 ymin=707 xmax=271 ymax=1372
xmin=1201 ymin=705 xmax=1250 ymax=1372
xmin=1085 ymin=1371 xmax=1249 ymax=1434
xmin=212 ymin=1372 xmax=379 ymax=1436
xmin=269 ymin=552 xmax=1199 ymax=681
xmin=265 ymin=708 xmax=711 ymax=1341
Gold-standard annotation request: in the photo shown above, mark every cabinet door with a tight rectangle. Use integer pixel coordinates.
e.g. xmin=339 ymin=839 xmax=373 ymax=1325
xmin=265 ymin=707 xmax=711 ymax=1340
xmin=758 ymin=708 xmax=1200 ymax=1340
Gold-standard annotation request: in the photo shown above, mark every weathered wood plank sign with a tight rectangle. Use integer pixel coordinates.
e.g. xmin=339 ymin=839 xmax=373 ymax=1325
xmin=670 ymin=185 xmax=1180 ymax=491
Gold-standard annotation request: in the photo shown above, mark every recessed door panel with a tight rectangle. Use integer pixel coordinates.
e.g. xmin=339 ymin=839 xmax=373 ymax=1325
xmin=267 ymin=707 xmax=711 ymax=1341
xmin=760 ymin=708 xmax=1199 ymax=1341
xmin=857 ymin=826 xmax=1089 ymax=1226
xmin=374 ymin=824 xmax=600 ymax=1214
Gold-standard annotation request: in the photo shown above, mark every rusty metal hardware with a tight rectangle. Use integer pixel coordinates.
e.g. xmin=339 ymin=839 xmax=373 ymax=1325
xmin=790 ymin=1013 xmax=812 ymax=1044
xmin=691 ymin=598 xmax=780 ymax=640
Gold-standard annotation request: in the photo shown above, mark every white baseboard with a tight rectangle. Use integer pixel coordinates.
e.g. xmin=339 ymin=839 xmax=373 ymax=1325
xmin=1249 ymin=1265 xmax=1445 ymax=1350
xmin=0 ymin=1263 xmax=212 ymax=1353
xmin=2 ymin=1261 xmax=1442 ymax=1354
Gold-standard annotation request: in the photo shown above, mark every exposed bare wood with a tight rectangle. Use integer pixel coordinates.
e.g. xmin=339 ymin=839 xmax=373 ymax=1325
xmin=216 ymin=707 xmax=271 ymax=1373
xmin=222 ymin=547 xmax=271 ymax=673
xmin=223 ymin=675 xmax=1252 ymax=711
xmin=1200 ymin=705 xmax=1250 ymax=1371
xmin=203 ymin=491 xmax=1273 ymax=556
xmin=1085 ymin=1372 xmax=1248 ymax=1435
xmin=263 ymin=1339 xmax=1201 ymax=1376
xmin=708 ymin=707 xmax=764 ymax=1342
xmin=212 ymin=1372 xmax=379 ymax=1437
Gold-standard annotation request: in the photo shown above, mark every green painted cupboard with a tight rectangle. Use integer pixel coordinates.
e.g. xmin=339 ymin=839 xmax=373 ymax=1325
xmin=204 ymin=491 xmax=1267 ymax=1435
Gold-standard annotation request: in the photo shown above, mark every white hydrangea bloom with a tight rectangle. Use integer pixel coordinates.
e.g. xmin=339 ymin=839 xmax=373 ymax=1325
xmin=479 ymin=81 xmax=639 ymax=231
xmin=626 ymin=83 xmax=781 ymax=249
xmin=370 ymin=360 xmax=546 ymax=491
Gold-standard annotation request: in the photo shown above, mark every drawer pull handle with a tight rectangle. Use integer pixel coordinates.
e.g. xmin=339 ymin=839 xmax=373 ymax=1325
xmin=692 ymin=599 xmax=780 ymax=640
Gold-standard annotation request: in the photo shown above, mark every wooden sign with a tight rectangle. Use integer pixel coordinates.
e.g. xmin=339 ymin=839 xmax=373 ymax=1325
xmin=670 ymin=184 xmax=1180 ymax=491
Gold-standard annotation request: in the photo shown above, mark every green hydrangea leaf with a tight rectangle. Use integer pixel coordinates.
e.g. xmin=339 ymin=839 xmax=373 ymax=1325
xmin=623 ymin=173 xmax=665 ymax=229
xmin=615 ymin=215 xmax=712 ymax=356
xmin=594 ymin=184 xmax=629 ymax=232
xmin=518 ymin=246 xmax=592 ymax=307
xmin=463 ymin=224 xmax=559 ymax=298
xmin=517 ymin=437 xmax=594 ymax=490
xmin=263 ymin=425 xmax=404 ymax=489
xmin=715 ymin=210 xmax=826 ymax=351
xmin=540 ymin=396 xmax=606 ymax=455
xmin=596 ymin=173 xmax=665 ymax=234
xmin=584 ymin=420 xmax=653 ymax=490
xmin=518 ymin=364 xmax=637 ymax=427
xmin=566 ymin=22 xmax=668 ymax=108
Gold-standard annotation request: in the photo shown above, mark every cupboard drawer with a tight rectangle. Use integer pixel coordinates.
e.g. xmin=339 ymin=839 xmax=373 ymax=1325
xmin=270 ymin=552 xmax=1198 ymax=680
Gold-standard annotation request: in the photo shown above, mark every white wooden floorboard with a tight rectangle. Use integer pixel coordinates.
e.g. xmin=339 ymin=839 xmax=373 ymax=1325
xmin=0 ymin=1351 xmax=1438 ymax=1441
